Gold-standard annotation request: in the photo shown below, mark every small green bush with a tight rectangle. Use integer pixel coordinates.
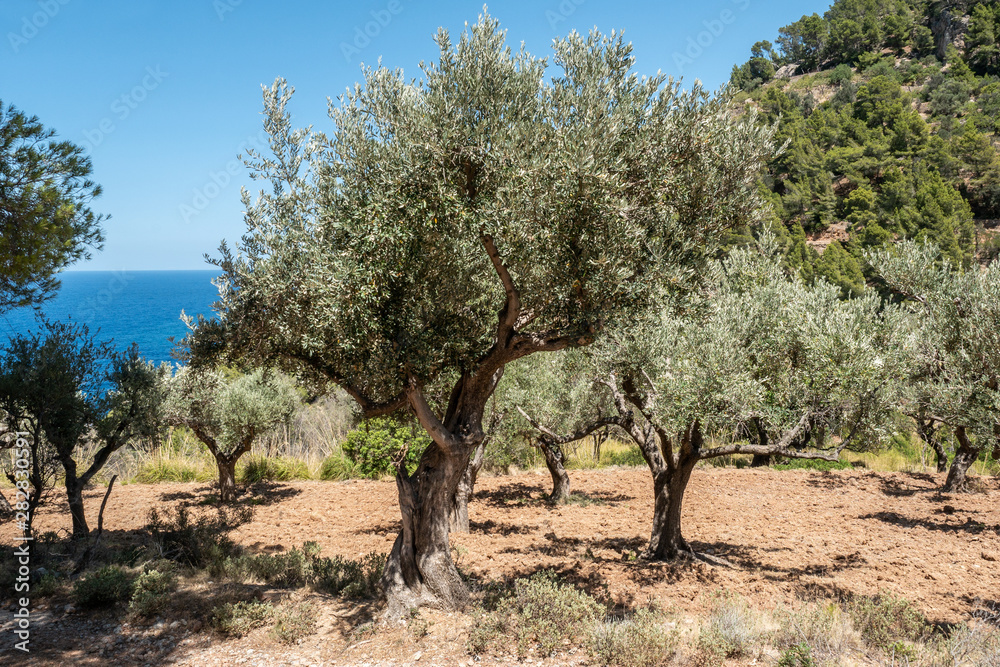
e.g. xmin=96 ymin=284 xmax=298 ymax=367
xmin=589 ymin=607 xmax=678 ymax=667
xmin=829 ymin=63 xmax=854 ymax=87
xmin=128 ymin=568 xmax=178 ymax=618
xmin=777 ymin=642 xmax=815 ymax=667
xmin=311 ymin=551 xmax=386 ymax=599
xmin=271 ymin=602 xmax=318 ymax=644
xmin=238 ymin=455 xmax=310 ymax=484
xmin=846 ymin=593 xmax=928 ymax=652
xmin=73 ymin=565 xmax=135 ymax=609
xmin=342 ymin=416 xmax=429 ymax=478
xmin=318 ymin=452 xmax=361 ymax=480
xmin=469 ymin=570 xmax=603 ymax=658
xmin=211 ymin=600 xmax=274 ymax=637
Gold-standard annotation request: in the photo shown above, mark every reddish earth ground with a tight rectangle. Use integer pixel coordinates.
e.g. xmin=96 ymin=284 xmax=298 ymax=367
xmin=2 ymin=466 xmax=998 ymax=666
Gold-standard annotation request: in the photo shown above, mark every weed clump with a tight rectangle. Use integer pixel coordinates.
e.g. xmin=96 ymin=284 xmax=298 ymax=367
xmin=589 ymin=607 xmax=678 ymax=667
xmin=271 ymin=602 xmax=318 ymax=644
xmin=238 ymin=455 xmax=310 ymax=484
xmin=469 ymin=570 xmax=603 ymax=658
xmin=846 ymin=593 xmax=929 ymax=653
xmin=211 ymin=600 xmax=274 ymax=637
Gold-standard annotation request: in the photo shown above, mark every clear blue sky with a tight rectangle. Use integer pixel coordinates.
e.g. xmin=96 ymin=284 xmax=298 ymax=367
xmin=2 ymin=0 xmax=832 ymax=271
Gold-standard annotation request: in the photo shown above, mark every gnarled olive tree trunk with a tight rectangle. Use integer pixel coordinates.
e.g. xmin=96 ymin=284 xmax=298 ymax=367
xmin=538 ymin=437 xmax=571 ymax=503
xmin=643 ymin=427 xmax=701 ymax=559
xmin=383 ymin=438 xmax=475 ymax=617
xmin=216 ymin=456 xmax=239 ymax=503
xmin=943 ymin=426 xmax=980 ymax=492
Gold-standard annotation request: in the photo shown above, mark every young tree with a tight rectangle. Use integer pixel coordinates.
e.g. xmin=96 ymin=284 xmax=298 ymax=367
xmin=188 ymin=14 xmax=777 ymax=614
xmin=0 ymin=320 xmax=163 ymax=538
xmin=508 ymin=352 xmax=618 ymax=502
xmin=162 ymin=367 xmax=299 ymax=503
xmin=529 ymin=237 xmax=901 ymax=559
xmin=867 ymin=241 xmax=1000 ymax=491
xmin=0 ymin=102 xmax=106 ymax=313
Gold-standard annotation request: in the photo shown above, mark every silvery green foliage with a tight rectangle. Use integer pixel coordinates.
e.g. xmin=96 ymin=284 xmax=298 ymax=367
xmin=866 ymin=241 xmax=1000 ymax=443
xmin=593 ymin=234 xmax=903 ymax=451
xmin=163 ymin=367 xmax=299 ymax=457
xmin=193 ymin=12 xmax=778 ymax=409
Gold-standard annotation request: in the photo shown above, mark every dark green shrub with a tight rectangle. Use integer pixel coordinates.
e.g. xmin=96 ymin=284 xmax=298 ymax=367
xmin=128 ymin=568 xmax=177 ymax=618
xmin=341 ymin=416 xmax=429 ymax=478
xmin=829 ymin=63 xmax=854 ymax=87
xmin=73 ymin=565 xmax=135 ymax=608
xmin=311 ymin=551 xmax=386 ymax=599
xmin=318 ymin=452 xmax=361 ymax=480
xmin=147 ymin=506 xmax=249 ymax=568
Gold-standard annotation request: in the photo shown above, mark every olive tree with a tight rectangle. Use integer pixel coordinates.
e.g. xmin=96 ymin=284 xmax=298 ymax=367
xmin=510 ymin=352 xmax=619 ymax=502
xmin=188 ymin=14 xmax=777 ymax=614
xmin=0 ymin=320 xmax=163 ymax=538
xmin=867 ymin=241 xmax=1000 ymax=491
xmin=162 ymin=367 xmax=299 ymax=502
xmin=528 ymin=237 xmax=902 ymax=559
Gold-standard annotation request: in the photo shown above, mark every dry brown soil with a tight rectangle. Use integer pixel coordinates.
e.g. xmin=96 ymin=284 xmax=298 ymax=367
xmin=2 ymin=466 xmax=998 ymax=666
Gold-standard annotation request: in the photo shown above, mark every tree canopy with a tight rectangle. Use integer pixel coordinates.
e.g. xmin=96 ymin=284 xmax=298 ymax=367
xmin=189 ymin=12 xmax=778 ymax=615
xmin=0 ymin=101 xmax=106 ymax=312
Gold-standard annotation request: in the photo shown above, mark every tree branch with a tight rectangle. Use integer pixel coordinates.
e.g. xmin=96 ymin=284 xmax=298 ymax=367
xmin=516 ymin=406 xmax=623 ymax=445
xmin=482 ymin=234 xmax=520 ymax=346
xmin=405 ymin=377 xmax=463 ymax=454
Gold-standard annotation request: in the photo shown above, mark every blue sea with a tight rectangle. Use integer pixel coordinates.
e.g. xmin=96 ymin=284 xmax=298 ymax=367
xmin=0 ymin=271 xmax=222 ymax=366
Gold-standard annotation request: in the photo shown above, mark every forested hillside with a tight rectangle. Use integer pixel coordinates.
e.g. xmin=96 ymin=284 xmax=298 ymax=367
xmin=730 ymin=0 xmax=1000 ymax=297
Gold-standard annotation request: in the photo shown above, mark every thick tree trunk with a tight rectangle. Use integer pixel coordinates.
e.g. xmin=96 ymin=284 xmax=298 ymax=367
xmin=217 ymin=457 xmax=238 ymax=503
xmin=66 ymin=479 xmax=89 ymax=539
xmin=538 ymin=438 xmax=571 ymax=503
xmin=644 ymin=456 xmax=698 ymax=559
xmin=449 ymin=440 xmax=485 ymax=533
xmin=943 ymin=426 xmax=980 ymax=493
xmin=382 ymin=440 xmax=473 ymax=618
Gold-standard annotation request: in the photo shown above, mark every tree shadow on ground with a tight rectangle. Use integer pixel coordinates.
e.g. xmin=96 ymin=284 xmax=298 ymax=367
xmin=475 ymin=482 xmax=550 ymax=508
xmin=469 ymin=519 xmax=534 ymax=535
xmin=475 ymin=483 xmax=633 ymax=509
xmin=859 ymin=510 xmax=1000 ymax=535
xmin=155 ymin=482 xmax=302 ymax=509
